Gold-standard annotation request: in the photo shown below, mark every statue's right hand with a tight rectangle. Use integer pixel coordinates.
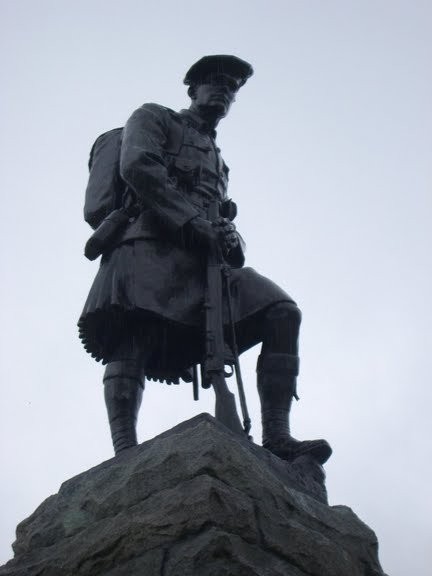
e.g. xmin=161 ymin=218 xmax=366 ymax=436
xmin=184 ymin=216 xmax=219 ymax=250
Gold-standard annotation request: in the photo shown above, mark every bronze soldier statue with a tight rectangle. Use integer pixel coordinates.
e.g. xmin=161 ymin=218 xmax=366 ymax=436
xmin=79 ymin=55 xmax=331 ymax=464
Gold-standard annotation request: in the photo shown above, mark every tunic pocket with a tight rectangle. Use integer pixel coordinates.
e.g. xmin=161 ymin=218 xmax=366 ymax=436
xmin=171 ymin=157 xmax=198 ymax=188
xmin=182 ymin=128 xmax=212 ymax=151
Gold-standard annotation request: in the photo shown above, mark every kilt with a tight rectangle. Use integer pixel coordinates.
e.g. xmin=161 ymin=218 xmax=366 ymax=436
xmin=78 ymin=238 xmax=294 ymax=378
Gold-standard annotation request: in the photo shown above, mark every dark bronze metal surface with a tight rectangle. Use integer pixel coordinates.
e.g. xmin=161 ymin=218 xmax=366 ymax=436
xmin=79 ymin=54 xmax=332 ymax=463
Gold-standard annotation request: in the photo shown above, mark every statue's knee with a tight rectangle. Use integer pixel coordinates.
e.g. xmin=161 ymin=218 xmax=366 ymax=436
xmin=264 ymin=301 xmax=302 ymax=326
xmin=257 ymin=352 xmax=300 ymax=376
xmin=103 ymin=359 xmax=145 ymax=388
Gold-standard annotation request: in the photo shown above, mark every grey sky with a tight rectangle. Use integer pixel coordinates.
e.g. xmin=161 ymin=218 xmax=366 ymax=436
xmin=1 ymin=1 xmax=431 ymax=574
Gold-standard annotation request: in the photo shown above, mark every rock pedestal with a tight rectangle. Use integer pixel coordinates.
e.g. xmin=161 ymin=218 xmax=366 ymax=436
xmin=1 ymin=414 xmax=386 ymax=575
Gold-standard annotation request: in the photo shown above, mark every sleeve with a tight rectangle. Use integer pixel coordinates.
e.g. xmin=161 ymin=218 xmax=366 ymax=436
xmin=120 ymin=103 xmax=199 ymax=232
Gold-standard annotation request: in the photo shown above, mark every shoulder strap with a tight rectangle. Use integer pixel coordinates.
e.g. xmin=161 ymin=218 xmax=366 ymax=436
xmin=164 ymin=107 xmax=185 ymax=154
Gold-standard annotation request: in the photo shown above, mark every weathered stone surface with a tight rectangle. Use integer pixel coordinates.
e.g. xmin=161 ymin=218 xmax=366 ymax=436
xmin=0 ymin=413 xmax=386 ymax=576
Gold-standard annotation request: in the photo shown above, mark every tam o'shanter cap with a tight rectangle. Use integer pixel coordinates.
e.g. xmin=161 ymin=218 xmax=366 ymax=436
xmin=184 ymin=55 xmax=254 ymax=87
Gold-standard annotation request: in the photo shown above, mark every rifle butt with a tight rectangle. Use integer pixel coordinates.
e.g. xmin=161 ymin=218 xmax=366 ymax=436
xmin=211 ymin=372 xmax=244 ymax=435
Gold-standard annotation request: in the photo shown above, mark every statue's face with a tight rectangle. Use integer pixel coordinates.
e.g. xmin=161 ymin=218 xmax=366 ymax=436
xmin=193 ymin=74 xmax=241 ymax=117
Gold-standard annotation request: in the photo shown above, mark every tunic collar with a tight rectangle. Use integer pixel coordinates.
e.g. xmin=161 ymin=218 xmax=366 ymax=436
xmin=179 ymin=109 xmax=217 ymax=139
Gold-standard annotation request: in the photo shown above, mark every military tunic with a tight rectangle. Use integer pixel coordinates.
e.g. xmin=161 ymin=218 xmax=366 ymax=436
xmin=78 ymin=104 xmax=294 ymax=378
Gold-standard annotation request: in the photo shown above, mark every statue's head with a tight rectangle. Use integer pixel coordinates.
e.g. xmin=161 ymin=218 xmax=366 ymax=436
xmin=184 ymin=55 xmax=253 ymax=119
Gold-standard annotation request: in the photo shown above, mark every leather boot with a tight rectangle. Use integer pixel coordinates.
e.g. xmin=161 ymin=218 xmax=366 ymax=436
xmin=104 ymin=360 xmax=144 ymax=455
xmin=257 ymin=353 xmax=332 ymax=464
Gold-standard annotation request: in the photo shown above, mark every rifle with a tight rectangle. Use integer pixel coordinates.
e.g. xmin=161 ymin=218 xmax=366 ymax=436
xmin=200 ymin=199 xmax=251 ymax=436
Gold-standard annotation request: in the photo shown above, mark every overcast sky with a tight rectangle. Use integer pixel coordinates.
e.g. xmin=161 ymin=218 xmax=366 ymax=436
xmin=1 ymin=1 xmax=431 ymax=574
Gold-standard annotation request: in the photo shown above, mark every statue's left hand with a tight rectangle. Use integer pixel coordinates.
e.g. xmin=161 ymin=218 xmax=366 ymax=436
xmin=214 ymin=217 xmax=240 ymax=253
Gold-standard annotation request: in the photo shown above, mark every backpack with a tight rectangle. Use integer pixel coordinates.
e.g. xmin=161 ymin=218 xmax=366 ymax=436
xmin=84 ymin=128 xmax=125 ymax=230
xmin=84 ymin=106 xmax=185 ymax=230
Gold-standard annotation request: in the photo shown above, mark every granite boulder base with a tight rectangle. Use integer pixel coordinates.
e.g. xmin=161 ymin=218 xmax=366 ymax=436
xmin=0 ymin=414 xmax=386 ymax=576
